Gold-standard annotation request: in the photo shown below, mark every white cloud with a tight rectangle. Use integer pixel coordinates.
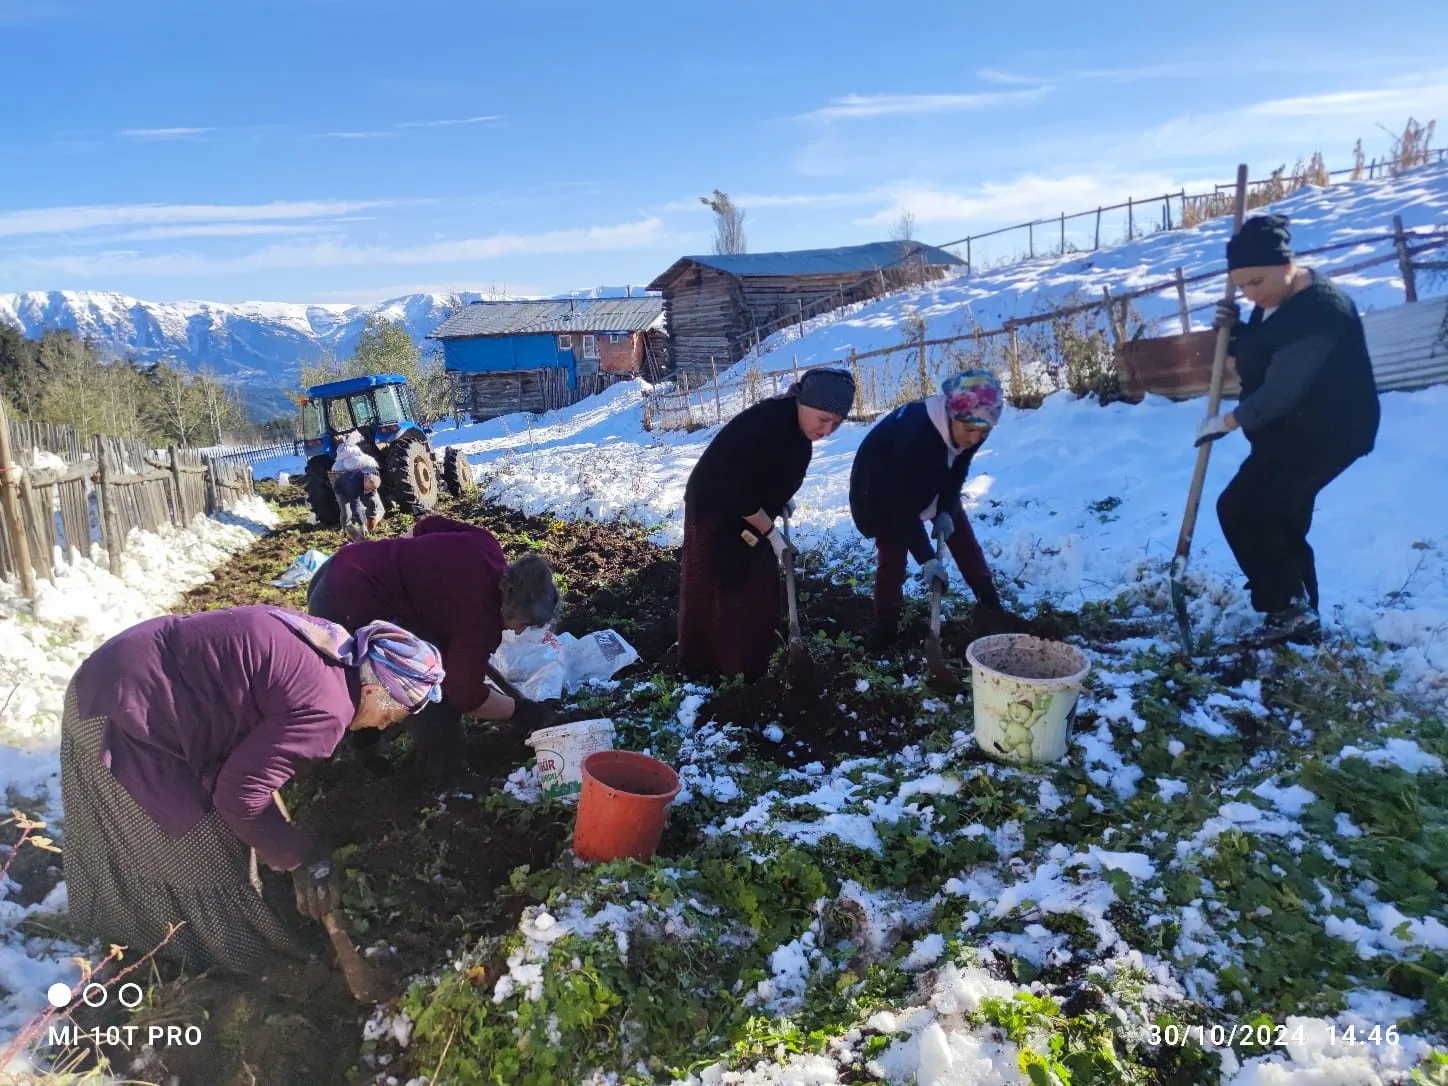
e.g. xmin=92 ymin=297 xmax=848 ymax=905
xmin=859 ymin=171 xmax=1195 ymax=231
xmin=0 ymin=199 xmax=395 ymax=238
xmin=4 ymin=218 xmax=669 ymax=278
xmin=800 ymin=87 xmax=1050 ymax=122
xmin=115 ymin=222 xmax=354 ymax=241
xmin=657 ymin=190 xmax=875 ymax=214
xmin=119 ymin=127 xmax=215 ymax=140
xmin=320 ymin=131 xmax=398 ymax=140
xmin=393 ymin=114 xmax=503 ymax=129
xmin=974 ymin=68 xmax=1042 ymax=86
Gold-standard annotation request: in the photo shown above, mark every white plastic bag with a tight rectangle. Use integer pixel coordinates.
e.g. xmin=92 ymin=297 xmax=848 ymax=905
xmin=490 ymin=627 xmax=639 ymax=702
xmin=271 ymin=549 xmax=331 ymax=589
xmin=491 ymin=627 xmax=569 ymax=702
xmin=561 ymin=629 xmax=639 ymax=692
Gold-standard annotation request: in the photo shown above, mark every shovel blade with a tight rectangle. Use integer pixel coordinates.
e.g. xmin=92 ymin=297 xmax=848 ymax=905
xmin=924 ymin=636 xmax=964 ymax=693
xmin=1169 ymin=575 xmax=1194 ymax=656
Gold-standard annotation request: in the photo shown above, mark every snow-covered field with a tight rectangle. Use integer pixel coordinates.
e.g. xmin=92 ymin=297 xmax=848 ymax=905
xmin=0 ymin=498 xmax=277 ymax=1048
xmin=365 ymin=166 xmax=1448 ymax=1084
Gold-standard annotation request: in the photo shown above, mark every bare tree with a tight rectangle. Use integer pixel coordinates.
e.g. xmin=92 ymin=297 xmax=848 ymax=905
xmin=888 ymin=210 xmax=917 ymax=243
xmin=700 ymin=189 xmax=747 ymax=254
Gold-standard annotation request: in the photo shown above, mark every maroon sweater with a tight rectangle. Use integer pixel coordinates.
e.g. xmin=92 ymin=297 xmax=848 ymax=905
xmin=72 ymin=606 xmax=356 ymax=871
xmin=319 ymin=515 xmax=508 ymax=713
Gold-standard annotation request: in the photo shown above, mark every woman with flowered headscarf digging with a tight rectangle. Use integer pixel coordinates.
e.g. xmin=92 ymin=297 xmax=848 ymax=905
xmin=850 ymin=370 xmax=1022 ymax=646
xmin=60 ymin=605 xmax=444 ymax=973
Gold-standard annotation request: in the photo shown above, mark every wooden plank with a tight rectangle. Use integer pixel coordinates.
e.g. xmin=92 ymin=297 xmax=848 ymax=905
xmin=0 ymin=401 xmax=36 ymax=598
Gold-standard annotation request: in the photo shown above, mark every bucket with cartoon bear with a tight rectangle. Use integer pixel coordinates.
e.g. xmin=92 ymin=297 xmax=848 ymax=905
xmin=965 ymin=635 xmax=1090 ymax=764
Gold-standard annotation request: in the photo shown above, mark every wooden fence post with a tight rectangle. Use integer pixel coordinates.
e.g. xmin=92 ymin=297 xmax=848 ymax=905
xmin=710 ymin=358 xmax=722 ymax=424
xmin=1393 ymin=215 xmax=1418 ymax=302
xmin=1101 ymin=287 xmax=1124 ymax=349
xmin=797 ymin=299 xmax=805 ymax=338
xmin=168 ymin=445 xmax=186 ymax=524
xmin=1007 ymin=324 xmax=1023 ymax=404
xmin=791 ymin=355 xmax=800 ymax=389
xmin=1127 ymin=197 xmax=1134 ymax=239
xmin=0 ymin=400 xmax=36 ymax=599
xmin=1094 ymin=207 xmax=1102 ymax=250
xmin=965 ymin=237 xmax=972 ymax=275
xmin=1028 ymin=221 xmax=1034 ymax=259
xmin=94 ymin=436 xmax=123 ymax=576
xmin=1174 ymin=267 xmax=1191 ymax=333
xmin=1059 ymin=212 xmax=1065 ymax=254
xmin=771 ymin=372 xmax=779 ymax=397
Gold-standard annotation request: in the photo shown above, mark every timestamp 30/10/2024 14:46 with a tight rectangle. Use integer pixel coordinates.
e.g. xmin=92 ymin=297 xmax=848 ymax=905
xmin=1147 ymin=1022 xmax=1402 ymax=1048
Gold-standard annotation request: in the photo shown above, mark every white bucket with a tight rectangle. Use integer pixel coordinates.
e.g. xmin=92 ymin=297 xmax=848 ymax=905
xmin=966 ymin=635 xmax=1090 ymax=765
xmin=525 ymin=719 xmax=616 ymax=798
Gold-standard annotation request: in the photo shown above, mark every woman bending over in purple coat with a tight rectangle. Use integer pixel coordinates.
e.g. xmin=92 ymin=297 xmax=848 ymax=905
xmin=60 ymin=605 xmax=444 ymax=974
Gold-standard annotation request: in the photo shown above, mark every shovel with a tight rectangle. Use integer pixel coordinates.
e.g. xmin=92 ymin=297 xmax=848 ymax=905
xmin=924 ymin=526 xmax=965 ymax=694
xmin=1169 ymin=164 xmax=1249 ymax=656
xmin=779 ymin=513 xmax=814 ymax=686
xmin=272 ymin=792 xmax=387 ymax=1004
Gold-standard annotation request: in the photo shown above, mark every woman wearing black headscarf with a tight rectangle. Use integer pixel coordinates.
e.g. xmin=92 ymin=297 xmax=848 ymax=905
xmin=677 ymin=368 xmax=856 ymax=681
xmin=1195 ymin=214 xmax=1380 ymax=644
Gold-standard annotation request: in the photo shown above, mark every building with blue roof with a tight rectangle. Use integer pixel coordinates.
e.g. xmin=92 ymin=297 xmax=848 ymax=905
xmin=646 ymin=240 xmax=965 ymax=383
xmin=428 ymin=296 xmax=664 ymax=420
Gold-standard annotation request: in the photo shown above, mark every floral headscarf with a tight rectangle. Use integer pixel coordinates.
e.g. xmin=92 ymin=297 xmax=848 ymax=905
xmin=270 ymin=610 xmax=444 ymax=712
xmin=941 ymin=370 xmax=1004 ymax=428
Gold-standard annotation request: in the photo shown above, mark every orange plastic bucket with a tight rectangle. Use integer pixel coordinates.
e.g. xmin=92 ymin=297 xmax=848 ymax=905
xmin=572 ymin=751 xmax=681 ymax=863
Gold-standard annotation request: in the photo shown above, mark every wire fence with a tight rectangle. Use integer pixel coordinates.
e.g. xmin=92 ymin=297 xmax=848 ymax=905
xmin=643 ymin=223 xmax=1448 ymax=432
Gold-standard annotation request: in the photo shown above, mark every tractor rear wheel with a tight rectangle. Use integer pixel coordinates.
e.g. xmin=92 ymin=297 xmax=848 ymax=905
xmin=304 ymin=455 xmax=340 ymax=526
xmin=385 ymin=435 xmax=439 ymax=516
xmin=442 ymin=447 xmax=475 ymax=498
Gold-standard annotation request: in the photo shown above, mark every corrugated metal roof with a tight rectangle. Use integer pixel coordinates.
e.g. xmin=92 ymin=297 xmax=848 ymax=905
xmin=428 ymin=297 xmax=663 ymax=339
xmin=1362 ymin=294 xmax=1448 ymax=392
xmin=647 ymin=240 xmax=965 ymax=290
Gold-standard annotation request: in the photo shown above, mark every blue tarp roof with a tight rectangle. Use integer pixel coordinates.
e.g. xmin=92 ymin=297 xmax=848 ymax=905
xmin=306 ymin=373 xmax=409 ymax=398
xmin=428 ymin=297 xmax=663 ymax=339
xmin=647 ymin=240 xmax=964 ymax=290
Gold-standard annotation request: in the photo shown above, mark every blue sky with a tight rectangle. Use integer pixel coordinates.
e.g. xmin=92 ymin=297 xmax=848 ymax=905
xmin=1 ymin=0 xmax=1444 ymax=304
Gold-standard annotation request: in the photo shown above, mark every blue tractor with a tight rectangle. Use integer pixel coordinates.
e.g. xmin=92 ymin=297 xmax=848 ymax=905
xmin=297 ymin=373 xmax=472 ymax=526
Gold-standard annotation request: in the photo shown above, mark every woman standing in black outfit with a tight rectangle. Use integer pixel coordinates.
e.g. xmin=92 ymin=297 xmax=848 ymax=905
xmin=677 ymin=368 xmax=856 ymax=681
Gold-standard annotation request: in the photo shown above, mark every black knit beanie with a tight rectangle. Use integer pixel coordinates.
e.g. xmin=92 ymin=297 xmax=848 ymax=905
xmin=1227 ymin=214 xmax=1293 ymax=270
xmin=793 ymin=368 xmax=856 ymax=418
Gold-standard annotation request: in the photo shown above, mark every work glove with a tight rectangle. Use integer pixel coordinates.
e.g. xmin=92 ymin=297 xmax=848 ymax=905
xmin=1212 ymin=299 xmax=1240 ymax=331
xmin=291 ymin=844 xmax=339 ymax=921
xmin=511 ymin=697 xmax=558 ymax=732
xmin=765 ymin=524 xmax=797 ymax=565
xmin=932 ymin=511 xmax=955 ymax=543
xmin=919 ymin=558 xmax=949 ymax=590
xmin=1195 ymin=415 xmax=1233 ymax=447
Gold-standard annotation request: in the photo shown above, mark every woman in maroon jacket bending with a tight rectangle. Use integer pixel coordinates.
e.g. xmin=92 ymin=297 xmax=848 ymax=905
xmin=306 ymin=515 xmax=557 ymax=779
xmin=678 ymin=368 xmax=855 ymax=681
xmin=61 ymin=606 xmax=444 ymax=973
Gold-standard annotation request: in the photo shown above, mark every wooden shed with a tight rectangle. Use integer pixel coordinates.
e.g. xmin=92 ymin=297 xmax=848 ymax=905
xmin=428 ymin=297 xmax=664 ymax=420
xmin=647 ymin=240 xmax=965 ymax=384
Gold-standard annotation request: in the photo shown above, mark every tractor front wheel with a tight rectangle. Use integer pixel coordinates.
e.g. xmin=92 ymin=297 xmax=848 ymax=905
xmin=385 ymin=436 xmax=439 ymax=516
xmin=304 ymin=455 xmax=340 ymax=527
xmin=442 ymin=447 xmax=475 ymax=498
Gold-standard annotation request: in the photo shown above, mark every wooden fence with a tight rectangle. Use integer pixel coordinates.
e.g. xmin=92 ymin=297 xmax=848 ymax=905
xmin=0 ymin=403 xmax=261 ymax=599
xmin=643 ymin=223 xmax=1448 ymax=431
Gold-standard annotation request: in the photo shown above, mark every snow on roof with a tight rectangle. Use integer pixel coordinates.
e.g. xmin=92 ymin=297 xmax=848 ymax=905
xmin=647 ymin=240 xmax=965 ymax=290
xmin=428 ymin=297 xmax=663 ymax=339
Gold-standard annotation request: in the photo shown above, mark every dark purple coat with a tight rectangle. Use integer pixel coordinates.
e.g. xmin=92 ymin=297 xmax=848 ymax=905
xmin=72 ymin=606 xmax=356 ymax=870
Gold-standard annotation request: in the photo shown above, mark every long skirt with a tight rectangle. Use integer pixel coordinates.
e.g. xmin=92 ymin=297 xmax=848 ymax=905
xmin=60 ymin=682 xmax=311 ymax=974
xmin=676 ymin=513 xmax=782 ymax=683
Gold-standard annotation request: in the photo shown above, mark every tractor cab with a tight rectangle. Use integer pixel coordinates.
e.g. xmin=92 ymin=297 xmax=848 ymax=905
xmin=297 ymin=373 xmax=471 ymax=526
xmin=299 ymin=373 xmax=427 ymax=461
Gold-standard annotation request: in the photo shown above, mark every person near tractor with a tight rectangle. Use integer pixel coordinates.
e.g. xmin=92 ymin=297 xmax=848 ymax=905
xmin=1196 ymin=214 xmax=1380 ymax=645
xmin=306 ymin=515 xmax=558 ymax=777
xmin=332 ymin=433 xmax=384 ymax=540
xmin=678 ymin=368 xmax=856 ymax=681
xmin=60 ymin=605 xmax=444 ymax=973
xmin=849 ymin=370 xmax=1022 ymax=646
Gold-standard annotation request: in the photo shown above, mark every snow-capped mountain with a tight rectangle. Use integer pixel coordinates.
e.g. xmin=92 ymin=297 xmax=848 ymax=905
xmin=0 ymin=285 xmax=653 ymax=419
